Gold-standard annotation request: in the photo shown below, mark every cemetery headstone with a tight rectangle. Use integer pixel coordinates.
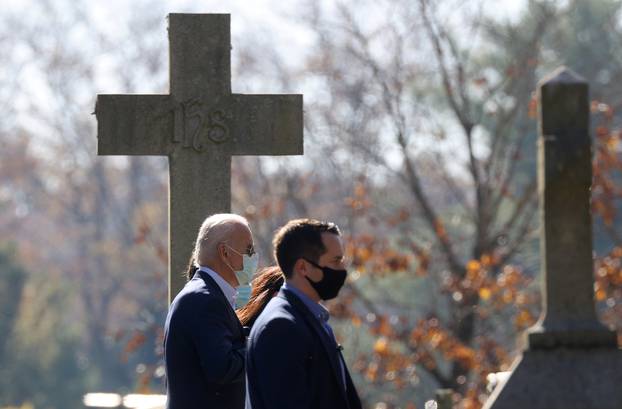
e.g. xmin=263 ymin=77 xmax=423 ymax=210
xmin=483 ymin=66 xmax=622 ymax=409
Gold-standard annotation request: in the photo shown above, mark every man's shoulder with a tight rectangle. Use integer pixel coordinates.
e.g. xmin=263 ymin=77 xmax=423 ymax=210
xmin=170 ymin=276 xmax=224 ymax=312
xmin=261 ymin=293 xmax=293 ymax=315
xmin=250 ymin=293 xmax=308 ymax=338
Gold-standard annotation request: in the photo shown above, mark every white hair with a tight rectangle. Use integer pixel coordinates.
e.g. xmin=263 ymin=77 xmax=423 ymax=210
xmin=193 ymin=213 xmax=249 ymax=266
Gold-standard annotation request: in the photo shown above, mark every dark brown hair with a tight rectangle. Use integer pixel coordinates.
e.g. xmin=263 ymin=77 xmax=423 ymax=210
xmin=272 ymin=218 xmax=340 ymax=279
xmin=236 ymin=266 xmax=284 ymax=328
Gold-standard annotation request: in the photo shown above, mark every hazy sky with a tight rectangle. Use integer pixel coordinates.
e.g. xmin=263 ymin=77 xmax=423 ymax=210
xmin=2 ymin=0 xmax=529 ymax=171
xmin=4 ymin=0 xmax=527 ymax=64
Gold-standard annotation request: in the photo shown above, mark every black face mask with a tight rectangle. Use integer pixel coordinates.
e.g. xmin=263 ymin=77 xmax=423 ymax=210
xmin=303 ymin=258 xmax=347 ymax=301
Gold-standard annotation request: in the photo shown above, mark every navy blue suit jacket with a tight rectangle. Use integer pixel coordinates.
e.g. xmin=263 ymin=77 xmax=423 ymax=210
xmin=164 ymin=269 xmax=246 ymax=409
xmin=246 ymin=287 xmax=362 ymax=409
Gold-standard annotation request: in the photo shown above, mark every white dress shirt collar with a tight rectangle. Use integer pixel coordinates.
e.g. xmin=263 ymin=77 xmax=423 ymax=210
xmin=197 ymin=266 xmax=237 ymax=309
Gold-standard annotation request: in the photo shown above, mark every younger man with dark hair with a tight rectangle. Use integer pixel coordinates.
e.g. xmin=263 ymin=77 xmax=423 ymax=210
xmin=245 ymin=218 xmax=362 ymax=409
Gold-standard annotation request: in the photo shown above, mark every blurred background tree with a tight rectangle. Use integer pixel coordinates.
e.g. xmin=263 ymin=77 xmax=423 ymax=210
xmin=0 ymin=0 xmax=620 ymax=408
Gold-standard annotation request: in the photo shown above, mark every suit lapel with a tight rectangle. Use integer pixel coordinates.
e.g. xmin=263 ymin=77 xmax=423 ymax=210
xmin=280 ymin=289 xmax=349 ymax=405
xmin=197 ymin=270 xmax=244 ymax=335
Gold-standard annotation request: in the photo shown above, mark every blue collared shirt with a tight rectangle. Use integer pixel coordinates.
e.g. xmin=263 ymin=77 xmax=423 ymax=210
xmin=283 ymin=282 xmax=331 ymax=330
xmin=282 ymin=282 xmax=346 ymax=389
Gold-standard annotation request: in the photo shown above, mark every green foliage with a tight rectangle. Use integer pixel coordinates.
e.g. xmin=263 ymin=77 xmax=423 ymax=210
xmin=0 ymin=246 xmax=88 ymax=409
xmin=545 ymin=0 xmax=622 ymax=95
xmin=0 ymin=244 xmax=25 ymax=362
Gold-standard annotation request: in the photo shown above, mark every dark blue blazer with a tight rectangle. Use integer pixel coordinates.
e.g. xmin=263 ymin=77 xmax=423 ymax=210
xmin=164 ymin=269 xmax=246 ymax=409
xmin=246 ymin=287 xmax=362 ymax=409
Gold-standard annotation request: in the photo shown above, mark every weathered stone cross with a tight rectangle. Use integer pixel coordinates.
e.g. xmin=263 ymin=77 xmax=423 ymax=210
xmin=484 ymin=67 xmax=621 ymax=409
xmin=95 ymin=14 xmax=303 ymax=303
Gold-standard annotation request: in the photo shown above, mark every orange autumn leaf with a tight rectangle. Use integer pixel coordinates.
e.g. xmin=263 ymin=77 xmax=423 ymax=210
xmin=479 ymin=287 xmax=492 ymax=301
xmin=606 ymin=135 xmax=619 ymax=151
xmin=467 ymin=260 xmax=481 ymax=272
xmin=374 ymin=337 xmax=389 ymax=356
xmin=481 ymin=254 xmax=492 ymax=267
xmin=596 ymin=288 xmax=607 ymax=301
xmin=365 ymin=362 xmax=379 ymax=382
xmin=515 ymin=310 xmax=535 ymax=328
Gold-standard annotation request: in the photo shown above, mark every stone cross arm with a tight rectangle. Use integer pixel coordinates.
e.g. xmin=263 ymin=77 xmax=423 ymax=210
xmin=96 ymin=93 xmax=303 ymax=156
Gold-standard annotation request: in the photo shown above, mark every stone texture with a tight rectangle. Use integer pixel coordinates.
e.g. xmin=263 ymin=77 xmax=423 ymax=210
xmin=483 ymin=67 xmax=621 ymax=409
xmin=483 ymin=349 xmax=622 ymax=409
xmin=529 ymin=66 xmax=616 ymax=348
xmin=95 ymin=14 xmax=303 ymax=302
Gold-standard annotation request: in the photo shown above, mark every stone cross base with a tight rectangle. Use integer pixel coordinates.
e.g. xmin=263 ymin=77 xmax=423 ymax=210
xmin=483 ymin=348 xmax=622 ymax=409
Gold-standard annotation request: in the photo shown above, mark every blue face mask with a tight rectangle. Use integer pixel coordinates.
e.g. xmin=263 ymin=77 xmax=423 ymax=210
xmin=235 ymin=284 xmax=252 ymax=309
xmin=225 ymin=245 xmax=259 ymax=286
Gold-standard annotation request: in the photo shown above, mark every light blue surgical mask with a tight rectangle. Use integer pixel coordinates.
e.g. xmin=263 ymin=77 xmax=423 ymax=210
xmin=225 ymin=245 xmax=259 ymax=285
xmin=235 ymin=284 xmax=252 ymax=309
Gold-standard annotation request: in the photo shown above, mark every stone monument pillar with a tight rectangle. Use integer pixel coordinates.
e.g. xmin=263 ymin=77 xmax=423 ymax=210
xmin=483 ymin=67 xmax=622 ymax=409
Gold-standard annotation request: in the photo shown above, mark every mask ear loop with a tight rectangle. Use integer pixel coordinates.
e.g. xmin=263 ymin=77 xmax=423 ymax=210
xmin=220 ymin=243 xmax=237 ymax=274
xmin=302 ymin=257 xmax=325 ymax=283
xmin=301 ymin=258 xmax=325 ymax=284
xmin=225 ymin=244 xmax=246 ymax=257
xmin=302 ymin=258 xmax=323 ymax=270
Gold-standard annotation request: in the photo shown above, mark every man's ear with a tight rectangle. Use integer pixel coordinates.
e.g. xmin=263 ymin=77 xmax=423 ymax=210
xmin=217 ymin=243 xmax=228 ymax=260
xmin=293 ymin=258 xmax=306 ymax=277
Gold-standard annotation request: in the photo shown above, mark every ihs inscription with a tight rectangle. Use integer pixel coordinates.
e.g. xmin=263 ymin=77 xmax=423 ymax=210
xmin=177 ymin=98 xmax=231 ymax=152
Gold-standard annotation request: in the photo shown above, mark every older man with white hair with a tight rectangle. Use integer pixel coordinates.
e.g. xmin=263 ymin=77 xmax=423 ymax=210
xmin=164 ymin=213 xmax=257 ymax=409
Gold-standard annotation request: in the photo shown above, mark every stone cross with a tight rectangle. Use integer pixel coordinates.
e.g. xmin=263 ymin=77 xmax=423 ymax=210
xmin=95 ymin=14 xmax=303 ymax=303
xmin=483 ymin=66 xmax=621 ymax=409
